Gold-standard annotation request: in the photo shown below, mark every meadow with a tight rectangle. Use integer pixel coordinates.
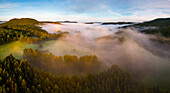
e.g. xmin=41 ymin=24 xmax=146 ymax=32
xmin=0 ymin=41 xmax=39 ymax=59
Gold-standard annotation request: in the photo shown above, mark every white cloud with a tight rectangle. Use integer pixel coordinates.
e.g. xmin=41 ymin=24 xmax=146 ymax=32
xmin=0 ymin=3 xmax=18 ymax=9
xmin=108 ymin=10 xmax=123 ymax=17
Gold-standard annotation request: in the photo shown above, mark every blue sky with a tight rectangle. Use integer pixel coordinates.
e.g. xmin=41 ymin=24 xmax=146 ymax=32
xmin=0 ymin=0 xmax=170 ymax=22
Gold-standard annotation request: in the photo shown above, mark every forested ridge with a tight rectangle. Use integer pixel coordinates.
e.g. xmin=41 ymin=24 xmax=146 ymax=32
xmin=136 ymin=18 xmax=170 ymax=27
xmin=1 ymin=54 xmax=169 ymax=93
xmin=124 ymin=18 xmax=170 ymax=37
xmin=0 ymin=18 xmax=63 ymax=45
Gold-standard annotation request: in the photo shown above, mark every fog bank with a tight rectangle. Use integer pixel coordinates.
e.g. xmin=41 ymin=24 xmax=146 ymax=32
xmin=40 ymin=23 xmax=170 ymax=88
xmin=40 ymin=23 xmax=124 ymax=39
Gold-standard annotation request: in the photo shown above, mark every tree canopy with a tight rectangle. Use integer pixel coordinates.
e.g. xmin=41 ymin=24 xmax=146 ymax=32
xmin=0 ymin=18 xmax=64 ymax=45
xmin=23 ymin=48 xmax=102 ymax=75
xmin=1 ymin=54 xmax=168 ymax=93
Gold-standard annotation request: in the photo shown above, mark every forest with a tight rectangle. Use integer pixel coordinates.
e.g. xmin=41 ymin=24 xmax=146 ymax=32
xmin=0 ymin=18 xmax=64 ymax=45
xmin=23 ymin=48 xmax=102 ymax=75
xmin=124 ymin=18 xmax=170 ymax=37
xmin=0 ymin=54 xmax=168 ymax=93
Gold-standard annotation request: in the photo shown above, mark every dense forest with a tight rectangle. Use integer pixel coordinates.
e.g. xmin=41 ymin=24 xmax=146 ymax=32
xmin=124 ymin=18 xmax=170 ymax=37
xmin=135 ymin=18 xmax=170 ymax=27
xmin=23 ymin=48 xmax=102 ymax=75
xmin=0 ymin=18 xmax=64 ymax=45
xmin=1 ymin=54 xmax=169 ymax=93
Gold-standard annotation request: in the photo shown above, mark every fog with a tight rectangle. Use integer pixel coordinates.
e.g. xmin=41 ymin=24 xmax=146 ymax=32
xmin=40 ymin=23 xmax=170 ymax=87
xmin=40 ymin=23 xmax=124 ymax=39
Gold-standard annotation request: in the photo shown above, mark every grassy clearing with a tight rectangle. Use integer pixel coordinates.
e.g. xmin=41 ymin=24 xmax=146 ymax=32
xmin=0 ymin=41 xmax=39 ymax=60
xmin=0 ymin=40 xmax=94 ymax=60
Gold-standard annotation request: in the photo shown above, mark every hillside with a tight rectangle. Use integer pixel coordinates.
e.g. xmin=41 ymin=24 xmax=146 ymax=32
xmin=0 ymin=18 xmax=63 ymax=45
xmin=124 ymin=18 xmax=170 ymax=37
xmin=5 ymin=18 xmax=39 ymax=25
xmin=135 ymin=18 xmax=170 ymax=27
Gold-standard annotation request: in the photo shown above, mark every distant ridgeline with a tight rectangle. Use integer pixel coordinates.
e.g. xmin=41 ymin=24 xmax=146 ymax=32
xmin=124 ymin=18 xmax=170 ymax=37
xmin=102 ymin=22 xmax=134 ymax=25
xmin=1 ymin=54 xmax=169 ymax=93
xmin=23 ymin=48 xmax=102 ymax=75
xmin=39 ymin=21 xmax=61 ymax=24
xmin=0 ymin=18 xmax=64 ymax=45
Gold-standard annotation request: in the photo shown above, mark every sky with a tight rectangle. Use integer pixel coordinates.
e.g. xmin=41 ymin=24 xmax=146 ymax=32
xmin=0 ymin=0 xmax=170 ymax=22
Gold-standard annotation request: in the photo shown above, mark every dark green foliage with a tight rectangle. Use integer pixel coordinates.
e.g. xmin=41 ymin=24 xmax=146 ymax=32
xmin=124 ymin=18 xmax=170 ymax=37
xmin=143 ymin=26 xmax=170 ymax=37
xmin=23 ymin=48 xmax=101 ymax=75
xmin=136 ymin=18 xmax=170 ymax=27
xmin=1 ymin=54 xmax=168 ymax=93
xmin=134 ymin=18 xmax=170 ymax=37
xmin=0 ymin=18 xmax=63 ymax=45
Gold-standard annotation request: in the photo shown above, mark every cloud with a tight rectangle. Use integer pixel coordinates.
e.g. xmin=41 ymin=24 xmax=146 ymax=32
xmin=65 ymin=0 xmax=170 ymax=22
xmin=108 ymin=10 xmax=123 ymax=17
xmin=67 ymin=0 xmax=110 ymax=13
xmin=0 ymin=3 xmax=18 ymax=10
xmin=132 ymin=0 xmax=170 ymax=9
xmin=113 ymin=0 xmax=170 ymax=21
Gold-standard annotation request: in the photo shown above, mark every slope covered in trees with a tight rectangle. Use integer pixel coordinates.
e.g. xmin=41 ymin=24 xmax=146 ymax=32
xmin=0 ymin=18 xmax=63 ymax=45
xmin=23 ymin=48 xmax=103 ymax=75
xmin=5 ymin=18 xmax=39 ymax=25
xmin=1 ymin=54 xmax=169 ymax=93
xmin=135 ymin=18 xmax=170 ymax=27
xmin=124 ymin=18 xmax=170 ymax=37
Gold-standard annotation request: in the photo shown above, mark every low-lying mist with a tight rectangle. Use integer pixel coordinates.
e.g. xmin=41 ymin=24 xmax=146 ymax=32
xmin=40 ymin=23 xmax=121 ymax=39
xmin=40 ymin=23 xmax=170 ymax=88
